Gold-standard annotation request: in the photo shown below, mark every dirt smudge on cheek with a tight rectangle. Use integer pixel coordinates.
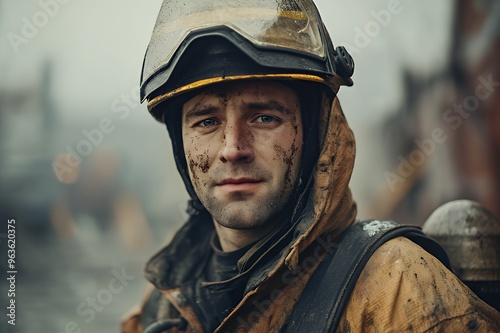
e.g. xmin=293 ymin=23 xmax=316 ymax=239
xmin=273 ymin=137 xmax=300 ymax=199
xmin=186 ymin=149 xmax=211 ymax=190
xmin=189 ymin=152 xmax=210 ymax=174
xmin=199 ymin=153 xmax=210 ymax=173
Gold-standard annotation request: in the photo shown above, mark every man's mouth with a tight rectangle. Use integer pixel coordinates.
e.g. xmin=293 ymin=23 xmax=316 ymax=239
xmin=216 ymin=178 xmax=263 ymax=191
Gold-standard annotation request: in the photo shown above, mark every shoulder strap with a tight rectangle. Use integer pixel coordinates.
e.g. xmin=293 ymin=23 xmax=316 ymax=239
xmin=283 ymin=220 xmax=451 ymax=333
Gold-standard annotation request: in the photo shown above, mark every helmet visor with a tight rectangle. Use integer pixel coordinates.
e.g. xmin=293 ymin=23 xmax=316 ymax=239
xmin=143 ymin=0 xmax=326 ymax=84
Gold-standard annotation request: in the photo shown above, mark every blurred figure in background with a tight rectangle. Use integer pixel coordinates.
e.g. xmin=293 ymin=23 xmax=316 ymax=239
xmin=0 ymin=59 xmax=58 ymax=237
xmin=371 ymin=0 xmax=500 ymax=225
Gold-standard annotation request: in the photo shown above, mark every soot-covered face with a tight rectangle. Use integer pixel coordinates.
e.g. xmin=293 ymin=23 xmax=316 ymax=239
xmin=182 ymin=80 xmax=303 ymax=230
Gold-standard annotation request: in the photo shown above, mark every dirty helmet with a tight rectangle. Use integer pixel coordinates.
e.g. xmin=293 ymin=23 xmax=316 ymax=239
xmin=423 ymin=200 xmax=500 ymax=311
xmin=140 ymin=0 xmax=355 ymax=121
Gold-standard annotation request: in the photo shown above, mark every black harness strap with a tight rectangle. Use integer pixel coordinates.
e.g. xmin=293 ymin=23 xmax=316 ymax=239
xmin=283 ymin=220 xmax=451 ymax=333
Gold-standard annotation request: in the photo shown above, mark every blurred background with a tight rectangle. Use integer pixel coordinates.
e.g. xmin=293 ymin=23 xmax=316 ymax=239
xmin=0 ymin=0 xmax=498 ymax=331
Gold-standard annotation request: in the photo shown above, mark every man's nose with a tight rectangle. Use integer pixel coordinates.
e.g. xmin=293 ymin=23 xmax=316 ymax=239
xmin=218 ymin=121 xmax=255 ymax=163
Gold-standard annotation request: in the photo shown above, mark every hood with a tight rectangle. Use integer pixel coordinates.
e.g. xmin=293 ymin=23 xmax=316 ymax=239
xmin=145 ymin=87 xmax=357 ymax=289
xmin=284 ymin=93 xmax=357 ymax=270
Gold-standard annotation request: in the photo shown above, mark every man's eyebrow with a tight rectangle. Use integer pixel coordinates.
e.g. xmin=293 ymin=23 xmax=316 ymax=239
xmin=183 ymin=105 xmax=219 ymax=122
xmin=244 ymin=101 xmax=294 ymax=115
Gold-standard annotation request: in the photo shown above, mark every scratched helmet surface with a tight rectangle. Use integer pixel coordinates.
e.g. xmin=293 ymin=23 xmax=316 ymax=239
xmin=140 ymin=0 xmax=355 ymax=121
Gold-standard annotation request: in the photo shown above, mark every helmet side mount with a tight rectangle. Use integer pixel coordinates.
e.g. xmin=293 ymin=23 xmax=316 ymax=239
xmin=334 ymin=46 xmax=355 ymax=81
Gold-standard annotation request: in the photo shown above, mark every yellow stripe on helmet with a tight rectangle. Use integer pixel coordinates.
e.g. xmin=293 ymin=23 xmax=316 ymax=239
xmin=148 ymin=73 xmax=336 ymax=111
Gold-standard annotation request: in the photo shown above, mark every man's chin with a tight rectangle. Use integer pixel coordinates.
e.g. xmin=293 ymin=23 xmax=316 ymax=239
xmin=215 ymin=214 xmax=270 ymax=230
xmin=200 ymin=197 xmax=283 ymax=230
xmin=209 ymin=201 xmax=277 ymax=230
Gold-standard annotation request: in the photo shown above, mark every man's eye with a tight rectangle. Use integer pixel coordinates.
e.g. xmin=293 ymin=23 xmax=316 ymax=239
xmin=197 ymin=118 xmax=218 ymax=127
xmin=256 ymin=115 xmax=276 ymax=123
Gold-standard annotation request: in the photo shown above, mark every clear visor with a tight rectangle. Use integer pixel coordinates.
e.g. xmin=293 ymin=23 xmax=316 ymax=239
xmin=143 ymin=0 xmax=325 ymax=83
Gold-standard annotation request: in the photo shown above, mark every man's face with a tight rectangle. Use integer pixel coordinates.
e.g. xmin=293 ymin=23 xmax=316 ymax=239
xmin=182 ymin=80 xmax=303 ymax=230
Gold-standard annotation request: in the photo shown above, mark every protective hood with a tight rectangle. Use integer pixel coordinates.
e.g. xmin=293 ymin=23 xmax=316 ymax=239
xmin=283 ymin=92 xmax=358 ymax=271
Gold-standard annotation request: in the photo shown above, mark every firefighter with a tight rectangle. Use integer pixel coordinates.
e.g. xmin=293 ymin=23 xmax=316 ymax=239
xmin=123 ymin=1 xmax=500 ymax=332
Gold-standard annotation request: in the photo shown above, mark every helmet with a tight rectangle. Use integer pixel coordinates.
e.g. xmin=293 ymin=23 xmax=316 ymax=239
xmin=423 ymin=200 xmax=500 ymax=311
xmin=140 ymin=0 xmax=355 ymax=121
xmin=140 ymin=0 xmax=355 ymax=212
